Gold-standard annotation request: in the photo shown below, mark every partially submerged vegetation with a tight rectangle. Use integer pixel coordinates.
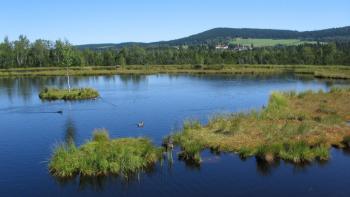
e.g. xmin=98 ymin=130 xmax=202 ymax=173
xmin=39 ymin=87 xmax=99 ymax=100
xmin=49 ymin=129 xmax=162 ymax=178
xmin=49 ymin=89 xmax=350 ymax=177
xmin=1 ymin=65 xmax=350 ymax=80
xmin=170 ymin=88 xmax=350 ymax=164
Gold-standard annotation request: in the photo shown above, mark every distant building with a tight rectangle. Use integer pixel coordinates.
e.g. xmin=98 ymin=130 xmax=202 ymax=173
xmin=215 ymin=44 xmax=229 ymax=50
xmin=233 ymin=45 xmax=253 ymax=51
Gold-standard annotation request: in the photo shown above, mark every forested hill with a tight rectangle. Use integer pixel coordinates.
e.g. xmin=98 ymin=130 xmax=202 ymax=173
xmin=76 ymin=26 xmax=350 ymax=49
xmin=164 ymin=26 xmax=350 ymax=45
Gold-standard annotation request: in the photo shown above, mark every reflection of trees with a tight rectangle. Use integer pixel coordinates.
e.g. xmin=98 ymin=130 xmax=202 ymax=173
xmin=119 ymin=74 xmax=147 ymax=85
xmin=0 ymin=76 xmax=83 ymax=102
xmin=64 ymin=116 xmax=76 ymax=145
xmin=18 ymin=78 xmax=32 ymax=102
xmin=0 ymin=75 xmax=148 ymax=102
xmin=0 ymin=78 xmax=15 ymax=101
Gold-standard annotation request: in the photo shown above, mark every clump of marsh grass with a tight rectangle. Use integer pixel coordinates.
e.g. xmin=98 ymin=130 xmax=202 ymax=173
xmin=330 ymin=87 xmax=350 ymax=93
xmin=171 ymin=125 xmax=204 ymax=164
xmin=177 ymin=139 xmax=203 ymax=163
xmin=49 ymin=143 xmax=79 ymax=177
xmin=297 ymin=90 xmax=313 ymax=98
xmin=39 ymin=87 xmax=99 ymax=101
xmin=183 ymin=119 xmax=202 ymax=130
xmin=209 ymin=113 xmax=245 ymax=135
xmin=170 ymin=89 xmax=350 ymax=165
xmin=238 ymin=147 xmax=256 ymax=159
xmin=319 ymin=114 xmax=344 ymax=125
xmin=49 ymin=129 xmax=162 ymax=178
xmin=92 ymin=129 xmax=109 ymax=142
xmin=261 ymin=92 xmax=291 ymax=120
xmin=278 ymin=142 xmax=329 ymax=163
xmin=268 ymin=92 xmax=288 ymax=110
xmin=254 ymin=142 xmax=329 ymax=163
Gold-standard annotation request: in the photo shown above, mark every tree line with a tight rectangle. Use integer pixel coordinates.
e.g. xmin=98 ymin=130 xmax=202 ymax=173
xmin=0 ymin=35 xmax=349 ymax=68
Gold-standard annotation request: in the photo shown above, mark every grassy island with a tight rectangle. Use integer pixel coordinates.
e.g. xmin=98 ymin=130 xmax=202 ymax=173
xmin=49 ymin=129 xmax=162 ymax=177
xmin=39 ymin=87 xmax=99 ymax=100
xmin=170 ymin=88 xmax=350 ymax=164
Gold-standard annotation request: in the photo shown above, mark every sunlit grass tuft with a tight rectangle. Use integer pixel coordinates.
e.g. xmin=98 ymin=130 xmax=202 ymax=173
xmin=49 ymin=129 xmax=162 ymax=178
xmin=39 ymin=87 xmax=99 ymax=100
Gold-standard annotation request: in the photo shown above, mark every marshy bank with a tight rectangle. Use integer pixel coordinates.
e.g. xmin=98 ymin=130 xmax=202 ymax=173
xmin=3 ymin=74 xmax=350 ymax=196
xmin=1 ymin=65 xmax=350 ymax=80
xmin=39 ymin=87 xmax=99 ymax=100
xmin=49 ymin=88 xmax=350 ymax=178
xmin=49 ymin=129 xmax=162 ymax=178
xmin=170 ymin=88 xmax=350 ymax=164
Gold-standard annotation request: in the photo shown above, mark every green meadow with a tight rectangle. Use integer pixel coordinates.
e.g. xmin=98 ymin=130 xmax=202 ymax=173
xmin=230 ymin=38 xmax=318 ymax=47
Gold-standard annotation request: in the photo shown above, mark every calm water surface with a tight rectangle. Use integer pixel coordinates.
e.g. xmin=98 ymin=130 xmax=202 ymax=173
xmin=0 ymin=74 xmax=350 ymax=197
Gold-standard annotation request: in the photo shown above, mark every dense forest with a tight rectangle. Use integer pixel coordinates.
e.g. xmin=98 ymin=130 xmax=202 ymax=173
xmin=0 ymin=35 xmax=350 ymax=68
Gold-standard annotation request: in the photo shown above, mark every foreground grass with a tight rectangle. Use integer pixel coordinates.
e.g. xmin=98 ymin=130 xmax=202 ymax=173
xmin=170 ymin=88 xmax=350 ymax=164
xmin=39 ymin=87 xmax=99 ymax=100
xmin=1 ymin=65 xmax=350 ymax=79
xmin=49 ymin=129 xmax=162 ymax=178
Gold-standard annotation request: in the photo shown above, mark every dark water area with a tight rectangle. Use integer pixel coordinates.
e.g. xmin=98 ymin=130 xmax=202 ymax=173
xmin=0 ymin=74 xmax=350 ymax=197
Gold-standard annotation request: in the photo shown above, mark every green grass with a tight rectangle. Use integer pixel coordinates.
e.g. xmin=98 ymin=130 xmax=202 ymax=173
xmin=49 ymin=129 xmax=162 ymax=178
xmin=170 ymin=89 xmax=350 ymax=164
xmin=39 ymin=87 xmax=99 ymax=100
xmin=229 ymin=38 xmax=317 ymax=47
xmin=1 ymin=65 xmax=350 ymax=80
xmin=172 ymin=121 xmax=204 ymax=163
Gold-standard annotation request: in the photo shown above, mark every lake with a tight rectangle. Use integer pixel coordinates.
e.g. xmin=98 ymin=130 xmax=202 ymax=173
xmin=1 ymin=74 xmax=350 ymax=197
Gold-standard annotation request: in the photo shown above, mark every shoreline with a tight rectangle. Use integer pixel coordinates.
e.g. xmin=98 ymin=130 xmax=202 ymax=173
xmin=1 ymin=65 xmax=350 ymax=80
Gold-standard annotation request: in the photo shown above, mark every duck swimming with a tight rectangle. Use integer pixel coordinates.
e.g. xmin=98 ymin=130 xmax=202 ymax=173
xmin=137 ymin=121 xmax=144 ymax=128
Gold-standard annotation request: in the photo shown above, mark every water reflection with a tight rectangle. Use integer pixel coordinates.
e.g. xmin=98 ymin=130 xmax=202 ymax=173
xmin=78 ymin=176 xmax=114 ymax=192
xmin=119 ymin=74 xmax=147 ymax=86
xmin=255 ymin=157 xmax=281 ymax=176
xmin=64 ymin=116 xmax=77 ymax=145
xmin=165 ymin=150 xmax=174 ymax=168
xmin=54 ymin=168 xmax=156 ymax=192
xmin=0 ymin=74 xmax=349 ymax=104
xmin=342 ymin=147 xmax=350 ymax=156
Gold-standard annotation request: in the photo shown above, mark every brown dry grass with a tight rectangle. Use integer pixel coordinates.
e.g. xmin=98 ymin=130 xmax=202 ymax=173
xmin=171 ymin=88 xmax=350 ymax=163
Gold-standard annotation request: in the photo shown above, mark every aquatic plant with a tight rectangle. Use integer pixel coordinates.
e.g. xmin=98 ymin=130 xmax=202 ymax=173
xmin=92 ymin=129 xmax=109 ymax=142
xmin=177 ymin=139 xmax=203 ymax=163
xmin=39 ymin=87 xmax=99 ymax=100
xmin=49 ymin=129 xmax=162 ymax=178
xmin=171 ymin=89 xmax=350 ymax=164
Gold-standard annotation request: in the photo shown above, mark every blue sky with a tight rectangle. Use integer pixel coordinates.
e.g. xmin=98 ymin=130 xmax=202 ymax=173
xmin=1 ymin=0 xmax=349 ymax=44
